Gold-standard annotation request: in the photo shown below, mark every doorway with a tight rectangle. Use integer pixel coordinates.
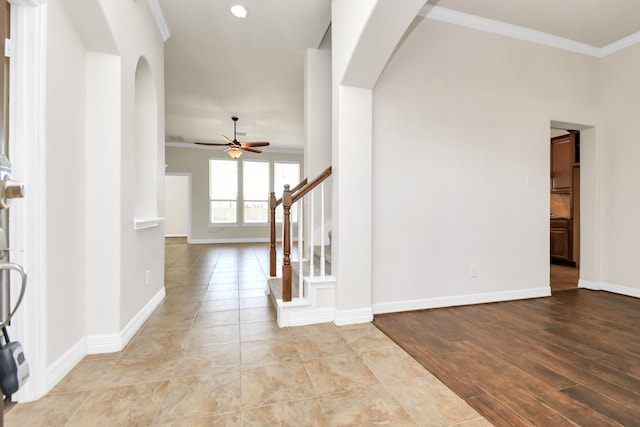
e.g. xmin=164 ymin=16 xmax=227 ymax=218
xmin=164 ymin=174 xmax=190 ymax=239
xmin=549 ymin=127 xmax=580 ymax=292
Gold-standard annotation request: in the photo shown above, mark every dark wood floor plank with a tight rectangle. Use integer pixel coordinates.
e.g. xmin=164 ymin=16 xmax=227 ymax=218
xmin=459 ymin=343 xmax=615 ymax=426
xmin=405 ymin=343 xmax=485 ymax=399
xmin=374 ymin=289 xmax=640 ymax=426
xmin=468 ymin=394 xmax=534 ymax=427
xmin=534 ymin=340 xmax=640 ymax=395
xmin=440 ymin=350 xmax=580 ymax=426
xmin=454 ymin=322 xmax=577 ymax=390
xmin=530 ymin=344 xmax=640 ymax=410
xmin=561 ymin=385 xmax=640 ymax=426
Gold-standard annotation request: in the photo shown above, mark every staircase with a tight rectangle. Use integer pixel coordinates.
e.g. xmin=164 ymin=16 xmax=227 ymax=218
xmin=268 ymin=166 xmax=335 ymax=327
xmin=268 ymin=245 xmax=331 ymax=302
xmin=267 ymin=244 xmax=336 ymax=327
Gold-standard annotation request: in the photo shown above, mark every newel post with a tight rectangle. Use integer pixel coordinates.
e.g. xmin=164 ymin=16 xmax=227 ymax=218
xmin=282 ymin=185 xmax=292 ymax=302
xmin=269 ymin=191 xmax=277 ymax=277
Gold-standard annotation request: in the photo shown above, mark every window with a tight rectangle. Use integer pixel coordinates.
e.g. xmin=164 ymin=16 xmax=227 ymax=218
xmin=274 ymin=162 xmax=301 ymax=223
xmin=243 ymin=161 xmax=269 ymax=223
xmin=209 ymin=159 xmax=237 ymax=223
xmin=209 ymin=159 xmax=301 ymax=225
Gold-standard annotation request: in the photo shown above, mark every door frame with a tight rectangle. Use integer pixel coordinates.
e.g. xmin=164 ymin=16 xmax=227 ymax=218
xmin=8 ymin=0 xmax=48 ymax=402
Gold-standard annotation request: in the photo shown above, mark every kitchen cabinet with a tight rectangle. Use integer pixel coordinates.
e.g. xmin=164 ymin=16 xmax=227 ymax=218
xmin=550 ymin=218 xmax=572 ymax=263
xmin=551 ymin=132 xmax=577 ymax=193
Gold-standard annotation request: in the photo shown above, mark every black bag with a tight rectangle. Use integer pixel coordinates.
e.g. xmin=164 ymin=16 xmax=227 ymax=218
xmin=0 ymin=327 xmax=29 ymax=396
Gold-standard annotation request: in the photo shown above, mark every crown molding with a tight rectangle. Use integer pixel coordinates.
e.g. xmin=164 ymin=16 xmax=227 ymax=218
xmin=146 ymin=0 xmax=170 ymax=42
xmin=419 ymin=5 xmax=638 ymax=58
xmin=9 ymin=0 xmax=47 ymax=6
xmin=600 ymin=30 xmax=640 ymax=57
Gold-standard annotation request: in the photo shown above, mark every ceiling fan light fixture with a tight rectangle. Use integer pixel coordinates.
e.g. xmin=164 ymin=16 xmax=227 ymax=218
xmin=227 ymin=147 xmax=243 ymax=159
xmin=230 ymin=4 xmax=248 ymax=19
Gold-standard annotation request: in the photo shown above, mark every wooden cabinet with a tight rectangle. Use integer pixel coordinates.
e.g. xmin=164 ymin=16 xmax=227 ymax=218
xmin=550 ymin=131 xmax=580 ymax=266
xmin=550 ymin=218 xmax=572 ymax=263
xmin=551 ymin=133 xmax=577 ymax=193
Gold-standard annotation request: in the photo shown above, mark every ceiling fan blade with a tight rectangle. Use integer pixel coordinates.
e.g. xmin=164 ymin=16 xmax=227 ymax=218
xmin=240 ymin=141 xmax=270 ymax=147
xmin=195 ymin=141 xmax=231 ymax=147
xmin=222 ymin=135 xmax=234 ymax=144
xmin=240 ymin=146 xmax=262 ymax=154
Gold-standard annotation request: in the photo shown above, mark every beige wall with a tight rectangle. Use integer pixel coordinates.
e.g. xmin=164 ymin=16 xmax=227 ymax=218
xmin=165 ymin=146 xmax=303 ymax=242
xmin=372 ymin=18 xmax=600 ymax=307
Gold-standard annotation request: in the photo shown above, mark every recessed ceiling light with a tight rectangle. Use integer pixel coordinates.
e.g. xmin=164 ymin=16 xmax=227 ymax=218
xmin=230 ymin=4 xmax=248 ymax=19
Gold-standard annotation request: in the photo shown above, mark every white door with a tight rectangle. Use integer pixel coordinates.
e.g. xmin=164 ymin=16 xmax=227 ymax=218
xmin=164 ymin=174 xmax=190 ymax=237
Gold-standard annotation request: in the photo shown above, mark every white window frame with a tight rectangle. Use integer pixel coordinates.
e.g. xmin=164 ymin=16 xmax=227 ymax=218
xmin=273 ymin=161 xmax=301 ymax=224
xmin=209 ymin=159 xmax=238 ymax=224
xmin=208 ymin=158 xmax=302 ymax=226
xmin=242 ymin=159 xmax=270 ymax=224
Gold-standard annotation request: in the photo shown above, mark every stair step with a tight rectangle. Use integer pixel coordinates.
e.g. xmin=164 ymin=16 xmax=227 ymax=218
xmin=313 ymin=245 xmax=331 ymax=263
xmin=268 ymin=244 xmax=331 ymax=303
xmin=267 ymin=277 xmax=300 ymax=306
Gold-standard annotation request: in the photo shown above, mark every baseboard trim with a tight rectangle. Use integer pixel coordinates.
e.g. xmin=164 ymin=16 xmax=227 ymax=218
xmin=45 ymin=287 xmax=166 ymax=394
xmin=46 ymin=337 xmax=86 ymax=393
xmin=188 ymin=237 xmax=270 ymax=244
xmin=87 ymin=287 xmax=166 ymax=354
xmin=277 ymin=303 xmax=335 ymax=327
xmin=334 ymin=307 xmax=374 ymax=326
xmin=372 ymin=287 xmax=551 ymax=315
xmin=188 ymin=237 xmax=300 ymax=245
xmin=119 ymin=287 xmax=166 ymax=348
xmin=579 ymin=280 xmax=640 ymax=298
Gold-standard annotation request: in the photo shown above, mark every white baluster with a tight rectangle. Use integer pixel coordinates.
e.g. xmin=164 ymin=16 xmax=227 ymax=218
xmin=320 ymin=181 xmax=326 ymax=277
xmin=297 ymin=198 xmax=303 ymax=298
xmin=309 ymin=190 xmax=315 ymax=278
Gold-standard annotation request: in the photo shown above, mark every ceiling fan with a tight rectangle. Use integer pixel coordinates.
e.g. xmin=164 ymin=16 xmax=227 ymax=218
xmin=195 ymin=116 xmax=270 ymax=159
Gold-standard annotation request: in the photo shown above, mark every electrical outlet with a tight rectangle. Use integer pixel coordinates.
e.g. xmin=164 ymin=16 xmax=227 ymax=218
xmin=469 ymin=264 xmax=478 ymax=278
xmin=145 ymin=270 xmax=150 ymax=285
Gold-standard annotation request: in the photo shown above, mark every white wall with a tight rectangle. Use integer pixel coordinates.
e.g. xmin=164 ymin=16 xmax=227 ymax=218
xmin=84 ymin=52 xmax=121 ymax=339
xmin=165 ymin=174 xmax=189 ymax=236
xmin=304 ymin=43 xmax=332 ymax=244
xmin=305 ymin=46 xmax=332 ymax=178
xmin=330 ymin=0 xmax=424 ymax=323
xmin=96 ymin=0 xmax=166 ymax=334
xmin=372 ymin=18 xmax=600 ymax=310
xmin=165 ymin=146 xmax=303 ymax=242
xmin=597 ymin=44 xmax=640 ymax=293
xmin=46 ymin=0 xmax=88 ymax=364
xmin=20 ymin=0 xmax=166 ymax=395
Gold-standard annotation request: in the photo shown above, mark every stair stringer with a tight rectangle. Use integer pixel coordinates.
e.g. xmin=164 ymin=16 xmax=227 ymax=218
xmin=276 ymin=275 xmax=336 ymax=327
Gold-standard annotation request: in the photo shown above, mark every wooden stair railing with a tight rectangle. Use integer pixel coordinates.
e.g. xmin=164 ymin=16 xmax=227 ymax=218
xmin=269 ymin=166 xmax=332 ymax=302
xmin=269 ymin=178 xmax=307 ymax=277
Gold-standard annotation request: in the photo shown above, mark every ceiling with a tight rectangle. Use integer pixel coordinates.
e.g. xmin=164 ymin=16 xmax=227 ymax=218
xmin=159 ymin=0 xmax=331 ymax=151
xmin=159 ymin=1 xmax=640 ymax=151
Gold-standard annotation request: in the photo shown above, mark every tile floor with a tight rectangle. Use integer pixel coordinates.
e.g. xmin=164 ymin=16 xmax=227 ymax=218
xmin=5 ymin=243 xmax=491 ymax=426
